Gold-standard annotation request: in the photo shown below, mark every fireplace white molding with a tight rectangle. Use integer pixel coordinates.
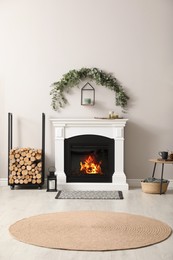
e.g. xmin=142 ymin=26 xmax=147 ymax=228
xmin=50 ymin=118 xmax=129 ymax=191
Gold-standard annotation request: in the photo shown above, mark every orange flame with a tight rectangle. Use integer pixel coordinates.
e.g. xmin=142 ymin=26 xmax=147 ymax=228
xmin=80 ymin=155 xmax=102 ymax=174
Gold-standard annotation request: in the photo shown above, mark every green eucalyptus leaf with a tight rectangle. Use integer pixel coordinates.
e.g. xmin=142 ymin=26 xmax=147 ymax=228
xmin=50 ymin=67 xmax=129 ymax=111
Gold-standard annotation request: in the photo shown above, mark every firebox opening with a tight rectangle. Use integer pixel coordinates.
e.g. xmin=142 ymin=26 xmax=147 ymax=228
xmin=64 ymin=135 xmax=114 ymax=183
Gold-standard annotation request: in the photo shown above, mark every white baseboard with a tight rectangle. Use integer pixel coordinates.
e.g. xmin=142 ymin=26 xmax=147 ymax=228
xmin=0 ymin=178 xmax=8 ymax=187
xmin=1 ymin=178 xmax=173 ymax=189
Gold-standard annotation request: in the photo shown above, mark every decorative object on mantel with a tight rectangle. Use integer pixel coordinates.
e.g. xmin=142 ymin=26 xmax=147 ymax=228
xmin=81 ymin=82 xmax=95 ymax=106
xmin=94 ymin=116 xmax=123 ymax=119
xmin=94 ymin=111 xmax=123 ymax=119
xmin=50 ymin=67 xmax=129 ymax=111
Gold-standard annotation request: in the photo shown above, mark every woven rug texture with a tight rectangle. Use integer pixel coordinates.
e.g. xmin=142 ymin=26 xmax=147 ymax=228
xmin=9 ymin=211 xmax=172 ymax=251
xmin=55 ymin=190 xmax=123 ymax=199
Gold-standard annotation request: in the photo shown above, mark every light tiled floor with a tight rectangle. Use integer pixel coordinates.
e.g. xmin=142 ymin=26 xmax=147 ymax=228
xmin=0 ymin=186 xmax=173 ymax=260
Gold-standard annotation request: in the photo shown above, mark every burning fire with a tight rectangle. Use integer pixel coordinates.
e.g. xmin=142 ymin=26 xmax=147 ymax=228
xmin=80 ymin=155 xmax=102 ymax=174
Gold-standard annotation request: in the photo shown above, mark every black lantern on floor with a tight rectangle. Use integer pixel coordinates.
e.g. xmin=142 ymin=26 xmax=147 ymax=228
xmin=47 ymin=166 xmax=57 ymax=192
xmin=81 ymin=82 xmax=95 ymax=106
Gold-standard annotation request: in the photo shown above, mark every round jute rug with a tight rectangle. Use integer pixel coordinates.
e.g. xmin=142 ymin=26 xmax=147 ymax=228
xmin=9 ymin=211 xmax=172 ymax=251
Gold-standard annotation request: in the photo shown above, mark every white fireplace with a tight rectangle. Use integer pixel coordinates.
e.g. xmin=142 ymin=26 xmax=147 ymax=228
xmin=50 ymin=118 xmax=128 ymax=190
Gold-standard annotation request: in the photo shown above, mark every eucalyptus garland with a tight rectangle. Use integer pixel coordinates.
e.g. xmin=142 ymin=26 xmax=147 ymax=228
xmin=50 ymin=67 xmax=129 ymax=111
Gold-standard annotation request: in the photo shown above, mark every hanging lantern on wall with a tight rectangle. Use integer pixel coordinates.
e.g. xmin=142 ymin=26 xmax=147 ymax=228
xmin=81 ymin=82 xmax=95 ymax=106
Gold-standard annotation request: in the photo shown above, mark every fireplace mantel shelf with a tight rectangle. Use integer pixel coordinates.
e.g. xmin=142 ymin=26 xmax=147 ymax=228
xmin=50 ymin=118 xmax=128 ymax=126
xmin=50 ymin=118 xmax=129 ymax=191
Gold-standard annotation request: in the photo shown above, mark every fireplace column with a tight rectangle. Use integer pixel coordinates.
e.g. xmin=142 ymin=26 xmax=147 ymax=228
xmin=55 ymin=126 xmax=66 ymax=184
xmin=113 ymin=126 xmax=127 ymax=185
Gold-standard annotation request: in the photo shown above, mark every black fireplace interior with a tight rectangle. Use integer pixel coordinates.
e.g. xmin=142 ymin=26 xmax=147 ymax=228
xmin=64 ymin=134 xmax=114 ymax=183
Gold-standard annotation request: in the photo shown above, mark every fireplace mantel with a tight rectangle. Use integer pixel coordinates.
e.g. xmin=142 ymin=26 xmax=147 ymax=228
xmin=50 ymin=118 xmax=129 ymax=190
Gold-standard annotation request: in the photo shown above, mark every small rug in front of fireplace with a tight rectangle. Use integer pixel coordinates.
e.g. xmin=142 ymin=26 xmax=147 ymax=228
xmin=55 ymin=190 xmax=123 ymax=200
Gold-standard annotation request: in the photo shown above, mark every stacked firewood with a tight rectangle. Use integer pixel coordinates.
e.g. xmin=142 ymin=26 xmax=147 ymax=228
xmin=9 ymin=148 xmax=42 ymax=185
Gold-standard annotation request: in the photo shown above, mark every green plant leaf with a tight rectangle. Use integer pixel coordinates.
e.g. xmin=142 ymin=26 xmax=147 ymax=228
xmin=50 ymin=67 xmax=129 ymax=111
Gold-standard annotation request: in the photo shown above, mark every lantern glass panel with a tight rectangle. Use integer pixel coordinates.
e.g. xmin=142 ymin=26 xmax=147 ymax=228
xmin=47 ymin=175 xmax=57 ymax=192
xmin=49 ymin=180 xmax=55 ymax=190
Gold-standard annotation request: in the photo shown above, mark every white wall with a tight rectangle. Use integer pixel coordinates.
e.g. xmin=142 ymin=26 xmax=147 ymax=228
xmin=0 ymin=0 xmax=173 ymax=181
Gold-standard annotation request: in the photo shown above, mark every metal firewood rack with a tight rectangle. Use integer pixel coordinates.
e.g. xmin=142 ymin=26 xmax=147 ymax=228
xmin=8 ymin=113 xmax=45 ymax=189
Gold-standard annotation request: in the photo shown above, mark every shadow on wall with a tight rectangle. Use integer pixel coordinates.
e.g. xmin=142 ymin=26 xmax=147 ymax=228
xmin=125 ymin=121 xmax=157 ymax=180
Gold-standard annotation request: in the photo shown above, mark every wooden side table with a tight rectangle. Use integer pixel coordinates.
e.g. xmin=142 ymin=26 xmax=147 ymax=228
xmin=149 ymin=159 xmax=173 ymax=194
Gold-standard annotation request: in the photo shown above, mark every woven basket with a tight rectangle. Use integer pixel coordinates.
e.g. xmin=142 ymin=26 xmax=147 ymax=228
xmin=141 ymin=181 xmax=169 ymax=194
